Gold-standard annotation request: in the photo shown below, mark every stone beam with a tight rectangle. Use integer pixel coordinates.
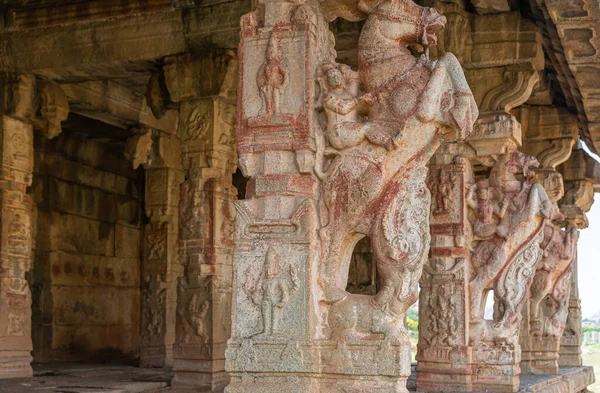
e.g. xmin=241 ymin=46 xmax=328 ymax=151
xmin=527 ymin=0 xmax=600 ymax=155
xmin=0 ymin=10 xmax=186 ymax=74
xmin=60 ymin=81 xmax=178 ymax=135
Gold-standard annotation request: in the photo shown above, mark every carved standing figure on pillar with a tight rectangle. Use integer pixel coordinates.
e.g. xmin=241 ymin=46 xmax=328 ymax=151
xmin=257 ymin=34 xmax=288 ymax=116
xmin=244 ymin=248 xmax=298 ymax=336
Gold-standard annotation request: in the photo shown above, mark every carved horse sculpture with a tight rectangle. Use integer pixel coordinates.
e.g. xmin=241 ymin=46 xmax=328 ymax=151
xmin=468 ymin=150 xmax=559 ymax=345
xmin=528 ymin=224 xmax=578 ymax=337
xmin=317 ymin=0 xmax=478 ymax=344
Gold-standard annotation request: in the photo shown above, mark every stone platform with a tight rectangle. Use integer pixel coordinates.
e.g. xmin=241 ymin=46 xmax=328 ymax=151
xmin=0 ymin=363 xmax=171 ymax=393
xmin=407 ymin=365 xmax=594 ymax=393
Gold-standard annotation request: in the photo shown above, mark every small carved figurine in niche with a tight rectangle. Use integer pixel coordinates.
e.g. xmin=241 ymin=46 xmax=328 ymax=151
xmin=244 ymin=248 xmax=298 ymax=336
xmin=257 ymin=34 xmax=288 ymax=116
xmin=431 ymin=169 xmax=457 ymax=215
xmin=466 ymin=180 xmax=508 ymax=239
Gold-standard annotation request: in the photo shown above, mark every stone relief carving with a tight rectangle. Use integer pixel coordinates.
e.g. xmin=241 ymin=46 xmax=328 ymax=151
xmin=143 ymin=288 xmax=166 ymax=345
xmin=177 ymin=283 xmax=211 ymax=345
xmin=257 ymin=33 xmax=289 ymax=116
xmin=243 ymin=247 xmax=298 ymax=336
xmin=467 ymin=148 xmax=557 ymax=345
xmin=529 ymin=224 xmax=578 ymax=337
xmin=317 ymin=0 xmax=478 ymax=345
xmin=429 ymin=167 xmax=457 ymax=216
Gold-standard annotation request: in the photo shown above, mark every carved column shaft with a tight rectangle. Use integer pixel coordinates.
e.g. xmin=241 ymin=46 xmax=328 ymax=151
xmin=417 ymin=150 xmax=473 ymax=391
xmin=0 ymin=74 xmax=68 ymax=378
xmin=140 ymin=150 xmax=184 ymax=367
xmin=559 ymin=254 xmax=582 ymax=367
xmin=168 ymin=52 xmax=238 ymax=391
xmin=556 ymin=147 xmax=600 ymax=367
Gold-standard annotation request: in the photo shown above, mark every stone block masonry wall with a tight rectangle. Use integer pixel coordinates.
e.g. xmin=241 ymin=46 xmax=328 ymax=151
xmin=30 ymin=132 xmax=143 ymax=363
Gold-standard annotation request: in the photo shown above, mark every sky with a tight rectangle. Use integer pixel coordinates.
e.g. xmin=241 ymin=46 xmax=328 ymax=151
xmin=577 ymin=143 xmax=600 ymax=319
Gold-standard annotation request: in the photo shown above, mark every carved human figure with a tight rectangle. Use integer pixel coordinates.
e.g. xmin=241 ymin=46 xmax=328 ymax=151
xmin=178 ymin=294 xmax=210 ymax=344
xmin=321 ymin=63 xmax=398 ymax=152
xmin=432 ymin=170 xmax=456 ymax=215
xmin=257 ymin=34 xmax=288 ymax=115
xmin=245 ymin=248 xmax=298 ymax=336
xmin=466 ymin=181 xmax=508 ymax=239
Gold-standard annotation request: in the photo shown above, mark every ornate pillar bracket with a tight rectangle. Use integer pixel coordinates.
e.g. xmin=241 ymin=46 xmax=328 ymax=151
xmin=0 ymin=74 xmax=67 ymax=378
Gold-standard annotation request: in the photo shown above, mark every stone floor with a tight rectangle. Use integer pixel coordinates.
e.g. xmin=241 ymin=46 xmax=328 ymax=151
xmin=0 ymin=363 xmax=171 ymax=393
xmin=0 ymin=363 xmax=592 ymax=393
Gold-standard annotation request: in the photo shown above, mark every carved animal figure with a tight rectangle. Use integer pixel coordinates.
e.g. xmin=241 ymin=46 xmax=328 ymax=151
xmin=528 ymin=224 xmax=578 ymax=337
xmin=467 ymin=149 xmax=557 ymax=345
xmin=317 ymin=0 xmax=478 ymax=344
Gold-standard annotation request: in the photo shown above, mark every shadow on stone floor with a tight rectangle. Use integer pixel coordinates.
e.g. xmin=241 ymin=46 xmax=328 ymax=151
xmin=0 ymin=363 xmax=171 ymax=393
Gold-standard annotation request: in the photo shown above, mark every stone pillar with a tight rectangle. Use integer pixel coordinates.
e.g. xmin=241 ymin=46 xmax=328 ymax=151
xmin=0 ymin=74 xmax=68 ymax=378
xmin=516 ymin=106 xmax=579 ymax=375
xmin=418 ymin=72 xmax=557 ymax=391
xmin=417 ymin=150 xmax=473 ymax=391
xmin=559 ymin=255 xmax=583 ymax=367
xmin=162 ymin=51 xmax=238 ymax=391
xmin=225 ymin=5 xmax=332 ymax=391
xmin=226 ymin=0 xmax=477 ymax=392
xmin=0 ymin=76 xmax=35 ymax=379
xmin=557 ymin=146 xmax=600 ymax=367
xmin=138 ymin=131 xmax=184 ymax=368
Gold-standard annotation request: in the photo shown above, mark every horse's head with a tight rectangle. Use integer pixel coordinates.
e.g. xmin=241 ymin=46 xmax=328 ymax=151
xmin=422 ymin=7 xmax=446 ymax=47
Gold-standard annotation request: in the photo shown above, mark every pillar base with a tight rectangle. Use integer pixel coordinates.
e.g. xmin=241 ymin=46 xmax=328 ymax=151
xmin=0 ymin=351 xmax=33 ymax=379
xmin=226 ymin=338 xmax=411 ymax=393
xmin=140 ymin=345 xmax=173 ymax=368
xmin=172 ymin=354 xmax=228 ymax=392
xmin=521 ymin=336 xmax=560 ymax=375
xmin=559 ymin=335 xmax=583 ymax=367
xmin=226 ymin=373 xmax=408 ymax=393
xmin=416 ymin=345 xmax=520 ymax=393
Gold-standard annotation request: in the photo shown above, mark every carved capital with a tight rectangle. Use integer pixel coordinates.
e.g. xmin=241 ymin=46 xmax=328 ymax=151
xmin=467 ymin=112 xmax=522 ymax=156
xmin=163 ymin=50 xmax=238 ymax=103
xmin=36 ymin=80 xmax=69 ymax=139
xmin=124 ymin=129 xmax=153 ymax=170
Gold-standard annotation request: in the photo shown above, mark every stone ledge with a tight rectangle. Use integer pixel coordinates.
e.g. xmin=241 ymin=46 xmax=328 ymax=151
xmin=408 ymin=365 xmax=594 ymax=393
